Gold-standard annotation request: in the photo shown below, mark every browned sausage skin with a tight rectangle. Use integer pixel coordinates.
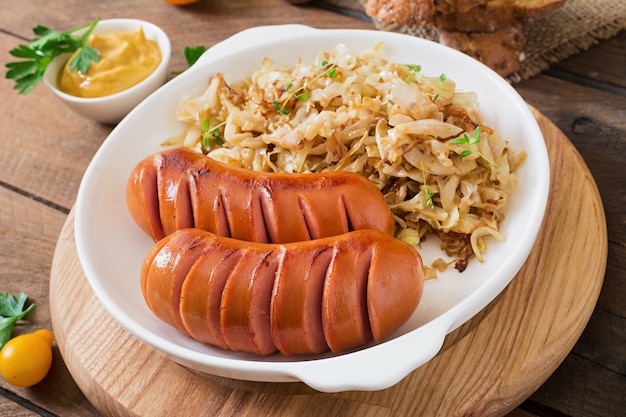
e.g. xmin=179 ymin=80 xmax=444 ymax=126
xmin=126 ymin=147 xmax=395 ymax=243
xmin=141 ymin=228 xmax=424 ymax=356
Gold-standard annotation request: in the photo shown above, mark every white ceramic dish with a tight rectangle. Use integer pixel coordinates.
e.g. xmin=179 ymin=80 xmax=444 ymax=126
xmin=43 ymin=18 xmax=171 ymax=124
xmin=74 ymin=25 xmax=550 ymax=392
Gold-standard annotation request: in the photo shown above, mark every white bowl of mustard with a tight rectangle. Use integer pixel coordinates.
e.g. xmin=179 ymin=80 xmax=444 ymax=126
xmin=43 ymin=18 xmax=171 ymax=124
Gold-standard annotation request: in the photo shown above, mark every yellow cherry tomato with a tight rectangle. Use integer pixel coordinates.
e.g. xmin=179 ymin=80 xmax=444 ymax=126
xmin=162 ymin=0 xmax=201 ymax=5
xmin=0 ymin=329 xmax=53 ymax=387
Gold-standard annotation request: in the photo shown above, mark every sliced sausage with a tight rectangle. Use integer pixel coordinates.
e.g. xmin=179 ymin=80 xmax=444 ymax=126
xmin=270 ymin=246 xmax=332 ymax=356
xmin=220 ymin=248 xmax=283 ymax=356
xmin=368 ymin=245 xmax=425 ymax=342
xmin=140 ymin=228 xmax=423 ymax=356
xmin=178 ymin=241 xmax=240 ymax=349
xmin=156 ymin=150 xmax=195 ymax=236
xmin=321 ymin=238 xmax=373 ymax=353
xmin=140 ymin=230 xmax=206 ymax=336
xmin=126 ymin=155 xmax=163 ymax=240
xmin=127 ymin=147 xmax=394 ymax=243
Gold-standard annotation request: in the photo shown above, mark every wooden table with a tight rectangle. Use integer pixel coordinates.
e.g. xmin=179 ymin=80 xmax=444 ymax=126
xmin=0 ymin=1 xmax=623 ymax=416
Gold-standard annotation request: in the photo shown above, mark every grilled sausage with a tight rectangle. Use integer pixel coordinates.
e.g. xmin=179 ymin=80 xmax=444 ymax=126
xmin=126 ymin=147 xmax=395 ymax=243
xmin=140 ymin=228 xmax=423 ymax=356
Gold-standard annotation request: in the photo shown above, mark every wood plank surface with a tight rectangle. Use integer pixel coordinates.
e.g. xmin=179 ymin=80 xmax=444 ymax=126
xmin=0 ymin=396 xmax=42 ymax=417
xmin=0 ymin=188 xmax=101 ymax=416
xmin=548 ymin=30 xmax=626 ymax=88
xmin=0 ymin=0 xmax=624 ymax=416
xmin=516 ymin=35 xmax=626 ymax=415
xmin=0 ymin=33 xmax=111 ymax=210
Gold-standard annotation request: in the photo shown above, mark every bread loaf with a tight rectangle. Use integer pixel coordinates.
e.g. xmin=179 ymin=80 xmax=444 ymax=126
xmin=438 ymin=24 xmax=526 ymax=75
xmin=364 ymin=0 xmax=434 ymax=26
xmin=433 ymin=0 xmax=567 ymax=32
xmin=363 ymin=0 xmax=567 ymax=77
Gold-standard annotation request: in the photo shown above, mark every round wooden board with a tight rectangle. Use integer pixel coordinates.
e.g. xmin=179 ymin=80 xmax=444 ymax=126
xmin=49 ymin=108 xmax=607 ymax=417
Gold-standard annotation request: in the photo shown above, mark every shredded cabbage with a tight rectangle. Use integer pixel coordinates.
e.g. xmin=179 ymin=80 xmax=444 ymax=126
xmin=171 ymin=44 xmax=526 ymax=274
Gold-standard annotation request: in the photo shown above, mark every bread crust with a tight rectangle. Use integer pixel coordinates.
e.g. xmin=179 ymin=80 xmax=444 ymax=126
xmin=433 ymin=0 xmax=567 ymax=32
xmin=364 ymin=0 xmax=567 ymax=76
xmin=438 ymin=24 xmax=526 ymax=75
xmin=365 ymin=0 xmax=434 ymax=26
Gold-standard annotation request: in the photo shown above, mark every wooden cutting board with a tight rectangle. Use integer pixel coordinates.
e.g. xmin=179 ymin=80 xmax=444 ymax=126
xmin=49 ymin=108 xmax=607 ymax=417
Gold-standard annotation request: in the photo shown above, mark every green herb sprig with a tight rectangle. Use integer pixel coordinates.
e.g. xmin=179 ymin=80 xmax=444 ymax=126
xmin=450 ymin=126 xmax=498 ymax=166
xmin=404 ymin=64 xmax=422 ymax=84
xmin=201 ymin=118 xmax=226 ymax=150
xmin=432 ymin=73 xmax=448 ymax=101
xmin=172 ymin=45 xmax=207 ymax=75
xmin=183 ymin=45 xmax=207 ymax=67
xmin=420 ymin=161 xmax=435 ymax=208
xmin=273 ymin=61 xmax=338 ymax=115
xmin=5 ymin=18 xmax=101 ymax=94
xmin=0 ymin=292 xmax=35 ymax=348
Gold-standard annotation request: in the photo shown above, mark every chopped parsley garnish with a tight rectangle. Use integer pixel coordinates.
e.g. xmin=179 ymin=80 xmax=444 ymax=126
xmin=273 ymin=61 xmax=338 ymax=115
xmin=450 ymin=126 xmax=498 ymax=166
xmin=201 ymin=118 xmax=225 ymax=150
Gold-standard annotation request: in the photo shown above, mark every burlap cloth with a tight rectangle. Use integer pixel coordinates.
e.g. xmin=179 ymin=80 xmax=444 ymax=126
xmin=359 ymin=0 xmax=626 ymax=83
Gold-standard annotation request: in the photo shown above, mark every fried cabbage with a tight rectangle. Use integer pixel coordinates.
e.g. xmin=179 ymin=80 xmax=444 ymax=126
xmin=170 ymin=43 xmax=526 ymax=274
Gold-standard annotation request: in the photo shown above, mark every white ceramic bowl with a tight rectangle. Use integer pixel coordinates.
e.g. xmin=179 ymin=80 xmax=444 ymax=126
xmin=74 ymin=25 xmax=550 ymax=392
xmin=43 ymin=18 xmax=171 ymax=124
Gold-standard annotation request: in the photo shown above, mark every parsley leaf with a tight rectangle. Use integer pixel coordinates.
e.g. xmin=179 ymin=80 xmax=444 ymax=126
xmin=5 ymin=18 xmax=101 ymax=94
xmin=183 ymin=45 xmax=207 ymax=67
xmin=70 ymin=44 xmax=100 ymax=73
xmin=0 ymin=292 xmax=36 ymax=348
xmin=171 ymin=45 xmax=208 ymax=75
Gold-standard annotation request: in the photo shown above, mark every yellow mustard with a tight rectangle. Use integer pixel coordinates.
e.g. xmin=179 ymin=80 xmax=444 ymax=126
xmin=59 ymin=27 xmax=161 ymax=98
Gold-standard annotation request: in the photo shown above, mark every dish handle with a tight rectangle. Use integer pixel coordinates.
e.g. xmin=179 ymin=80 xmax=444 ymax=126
xmin=292 ymin=321 xmax=449 ymax=392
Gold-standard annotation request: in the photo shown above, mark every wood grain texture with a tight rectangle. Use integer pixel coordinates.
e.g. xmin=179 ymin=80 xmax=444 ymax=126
xmin=0 ymin=396 xmax=40 ymax=417
xmin=0 ymin=32 xmax=113 ymax=210
xmin=517 ymin=72 xmax=626 ymax=416
xmin=0 ymin=188 xmax=101 ymax=416
xmin=548 ymin=30 xmax=626 ymax=88
xmin=1 ymin=1 xmax=622 ymax=415
xmin=48 ymin=110 xmax=607 ymax=417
